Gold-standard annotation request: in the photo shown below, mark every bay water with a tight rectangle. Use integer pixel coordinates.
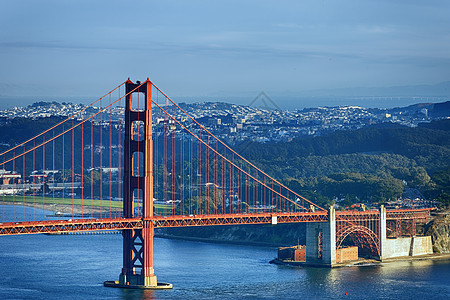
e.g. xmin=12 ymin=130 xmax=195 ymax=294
xmin=0 ymin=206 xmax=449 ymax=299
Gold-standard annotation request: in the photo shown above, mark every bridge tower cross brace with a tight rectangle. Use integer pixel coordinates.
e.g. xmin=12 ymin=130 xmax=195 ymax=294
xmin=119 ymin=79 xmax=157 ymax=287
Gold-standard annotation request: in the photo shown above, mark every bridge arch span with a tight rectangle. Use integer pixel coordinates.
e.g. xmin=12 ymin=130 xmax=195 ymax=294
xmin=336 ymin=225 xmax=380 ymax=257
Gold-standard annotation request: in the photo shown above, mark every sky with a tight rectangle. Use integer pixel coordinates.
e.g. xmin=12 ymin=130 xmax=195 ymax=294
xmin=0 ymin=0 xmax=449 ymax=109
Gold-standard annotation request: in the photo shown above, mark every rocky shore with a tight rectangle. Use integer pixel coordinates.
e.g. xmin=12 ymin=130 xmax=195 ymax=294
xmin=426 ymin=209 xmax=450 ymax=253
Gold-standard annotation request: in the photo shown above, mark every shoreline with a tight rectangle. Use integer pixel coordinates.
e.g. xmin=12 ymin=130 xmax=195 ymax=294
xmin=270 ymin=253 xmax=450 ymax=268
xmin=380 ymin=253 xmax=450 ymax=264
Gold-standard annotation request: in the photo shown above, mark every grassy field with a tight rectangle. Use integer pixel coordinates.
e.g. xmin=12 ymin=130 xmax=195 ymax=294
xmin=1 ymin=195 xmax=174 ymax=214
xmin=1 ymin=195 xmax=121 ymax=208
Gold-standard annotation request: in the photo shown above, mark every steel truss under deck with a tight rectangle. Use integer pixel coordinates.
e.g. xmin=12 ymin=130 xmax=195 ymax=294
xmin=0 ymin=208 xmax=432 ymax=236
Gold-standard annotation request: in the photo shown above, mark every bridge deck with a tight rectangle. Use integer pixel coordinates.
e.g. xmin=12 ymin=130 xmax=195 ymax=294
xmin=0 ymin=208 xmax=431 ymax=236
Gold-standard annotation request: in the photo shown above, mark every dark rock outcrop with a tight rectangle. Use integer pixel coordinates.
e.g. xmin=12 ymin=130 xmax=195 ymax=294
xmin=426 ymin=213 xmax=450 ymax=253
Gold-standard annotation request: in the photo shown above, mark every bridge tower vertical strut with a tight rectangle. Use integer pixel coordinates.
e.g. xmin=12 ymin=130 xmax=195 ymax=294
xmin=106 ymin=79 xmax=171 ymax=289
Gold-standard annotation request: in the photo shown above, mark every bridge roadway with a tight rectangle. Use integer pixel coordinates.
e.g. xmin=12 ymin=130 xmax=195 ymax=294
xmin=0 ymin=208 xmax=431 ymax=236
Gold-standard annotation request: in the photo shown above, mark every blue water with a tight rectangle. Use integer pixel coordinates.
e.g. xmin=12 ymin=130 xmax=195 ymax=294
xmin=1 ymin=207 xmax=450 ymax=299
xmin=1 ymin=205 xmax=57 ymax=223
xmin=0 ymin=234 xmax=449 ymax=300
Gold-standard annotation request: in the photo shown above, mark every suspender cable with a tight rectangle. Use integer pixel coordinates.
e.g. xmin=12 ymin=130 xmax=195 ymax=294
xmin=118 ymin=118 xmax=121 ymax=217
xmin=206 ymin=136 xmax=209 ymax=215
xmin=117 ymin=90 xmax=121 ymax=218
xmin=163 ymin=107 xmax=167 ymax=213
xmin=52 ymin=129 xmax=55 ymax=219
xmin=2 ymin=157 xmax=4 ymax=223
xmin=154 ymin=95 xmax=159 ymax=212
xmin=189 ymin=129 xmax=192 ymax=215
xmin=22 ymin=145 xmax=25 ymax=220
xmin=180 ymin=129 xmax=184 ymax=215
xmin=72 ymin=120 xmax=75 ymax=218
xmin=90 ymin=111 xmax=93 ymax=218
xmin=32 ymin=143 xmax=35 ymax=221
xmin=199 ymin=132 xmax=202 ymax=214
xmin=172 ymin=123 xmax=175 ymax=216
xmin=81 ymin=123 xmax=84 ymax=218
xmin=109 ymin=93 xmax=112 ymax=218
xmin=222 ymin=148 xmax=224 ymax=213
xmin=12 ymin=150 xmax=15 ymax=221
xmin=215 ymin=140 xmax=218 ymax=215
xmin=100 ymin=99 xmax=103 ymax=218
xmin=62 ymin=123 xmax=65 ymax=216
xmin=42 ymin=134 xmax=45 ymax=220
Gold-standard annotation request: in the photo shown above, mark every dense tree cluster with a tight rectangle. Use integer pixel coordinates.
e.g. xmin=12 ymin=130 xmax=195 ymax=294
xmin=238 ymin=119 xmax=450 ymax=206
xmin=424 ymin=167 xmax=450 ymax=205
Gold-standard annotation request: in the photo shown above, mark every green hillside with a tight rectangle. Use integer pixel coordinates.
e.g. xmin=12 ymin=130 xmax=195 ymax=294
xmin=237 ymin=119 xmax=450 ymax=207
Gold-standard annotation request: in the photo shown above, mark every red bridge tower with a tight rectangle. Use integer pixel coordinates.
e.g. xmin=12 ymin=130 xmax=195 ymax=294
xmin=105 ymin=79 xmax=172 ymax=289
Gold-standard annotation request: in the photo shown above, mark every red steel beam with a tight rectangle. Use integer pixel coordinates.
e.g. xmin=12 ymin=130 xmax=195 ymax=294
xmin=0 ymin=218 xmax=142 ymax=235
xmin=386 ymin=208 xmax=432 ymax=221
xmin=0 ymin=212 xmax=328 ymax=235
xmin=152 ymin=211 xmax=329 ymax=228
xmin=0 ymin=208 xmax=431 ymax=236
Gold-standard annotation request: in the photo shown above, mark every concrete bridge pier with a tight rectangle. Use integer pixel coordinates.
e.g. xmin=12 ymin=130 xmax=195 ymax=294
xmin=306 ymin=206 xmax=336 ymax=266
xmin=378 ymin=205 xmax=433 ymax=260
xmin=379 ymin=205 xmax=387 ymax=260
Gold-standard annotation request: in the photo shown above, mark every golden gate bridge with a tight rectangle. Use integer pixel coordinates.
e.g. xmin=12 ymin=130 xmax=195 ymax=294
xmin=0 ymin=79 xmax=432 ymax=289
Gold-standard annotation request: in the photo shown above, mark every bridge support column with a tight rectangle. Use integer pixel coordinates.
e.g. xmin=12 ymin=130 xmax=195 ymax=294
xmin=379 ymin=205 xmax=387 ymax=260
xmin=306 ymin=206 xmax=336 ymax=266
xmin=104 ymin=79 xmax=171 ymax=289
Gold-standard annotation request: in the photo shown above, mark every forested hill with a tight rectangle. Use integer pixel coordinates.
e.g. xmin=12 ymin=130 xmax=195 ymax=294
xmin=239 ymin=119 xmax=450 ymax=174
xmin=237 ymin=119 xmax=450 ymax=206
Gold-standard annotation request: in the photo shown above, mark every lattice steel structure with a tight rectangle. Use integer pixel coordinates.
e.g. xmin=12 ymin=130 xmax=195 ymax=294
xmin=334 ymin=208 xmax=432 ymax=257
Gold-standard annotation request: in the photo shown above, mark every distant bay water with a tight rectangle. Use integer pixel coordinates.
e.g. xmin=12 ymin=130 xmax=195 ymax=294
xmin=1 ymin=95 xmax=448 ymax=111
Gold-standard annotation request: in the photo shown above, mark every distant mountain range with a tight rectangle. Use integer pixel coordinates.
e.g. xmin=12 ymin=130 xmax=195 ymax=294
xmin=395 ymin=100 xmax=450 ymax=117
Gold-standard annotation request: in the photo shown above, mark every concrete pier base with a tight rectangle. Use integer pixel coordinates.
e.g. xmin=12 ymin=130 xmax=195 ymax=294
xmin=119 ymin=273 xmax=158 ymax=287
xmin=104 ymin=274 xmax=172 ymax=289
xmin=380 ymin=236 xmax=433 ymax=260
xmin=306 ymin=206 xmax=336 ymax=266
xmin=104 ymin=280 xmax=173 ymax=290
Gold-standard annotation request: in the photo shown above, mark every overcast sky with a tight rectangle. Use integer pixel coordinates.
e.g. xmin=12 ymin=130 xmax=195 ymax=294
xmin=0 ymin=0 xmax=449 ymax=108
